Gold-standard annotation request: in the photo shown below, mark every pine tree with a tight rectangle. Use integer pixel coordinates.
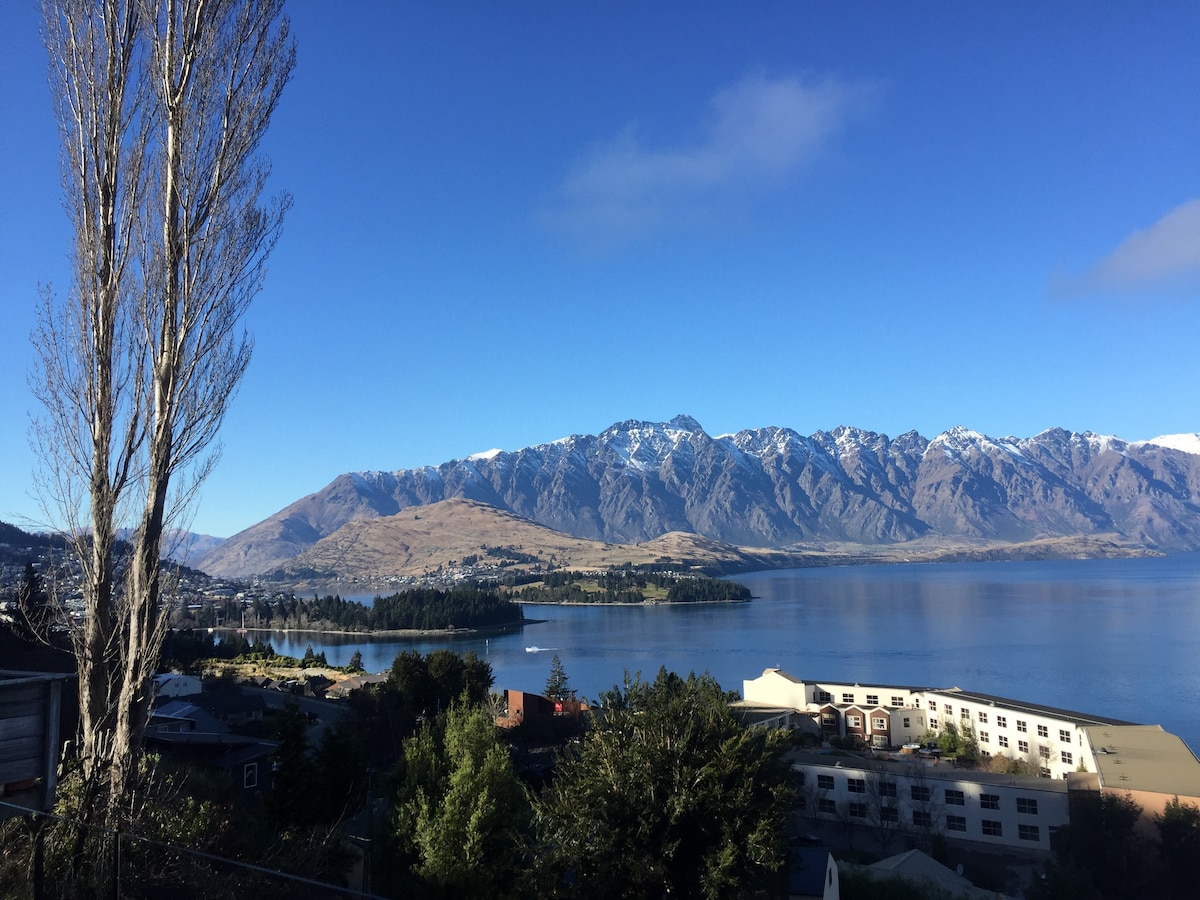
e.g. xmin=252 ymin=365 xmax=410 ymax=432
xmin=545 ymin=654 xmax=571 ymax=700
xmin=394 ymin=703 xmax=530 ymax=897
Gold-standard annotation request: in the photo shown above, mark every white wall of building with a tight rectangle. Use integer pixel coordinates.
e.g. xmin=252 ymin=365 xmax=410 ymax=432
xmin=793 ymin=757 xmax=1068 ymax=852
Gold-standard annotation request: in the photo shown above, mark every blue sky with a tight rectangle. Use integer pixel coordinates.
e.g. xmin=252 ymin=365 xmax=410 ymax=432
xmin=3 ymin=2 xmax=1199 ymax=538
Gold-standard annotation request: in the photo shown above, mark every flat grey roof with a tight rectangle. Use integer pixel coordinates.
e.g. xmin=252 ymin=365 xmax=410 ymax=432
xmin=1085 ymin=725 xmax=1200 ymax=797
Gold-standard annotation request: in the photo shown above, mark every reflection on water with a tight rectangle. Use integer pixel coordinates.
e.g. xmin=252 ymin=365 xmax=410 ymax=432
xmin=264 ymin=554 xmax=1200 ymax=750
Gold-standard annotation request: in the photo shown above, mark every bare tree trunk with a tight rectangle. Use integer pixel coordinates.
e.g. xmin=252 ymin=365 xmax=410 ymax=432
xmin=34 ymin=0 xmax=294 ymax=823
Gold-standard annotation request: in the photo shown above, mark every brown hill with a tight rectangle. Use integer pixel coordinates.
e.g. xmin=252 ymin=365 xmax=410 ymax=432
xmin=258 ymin=498 xmax=1151 ymax=593
xmin=267 ymin=498 xmax=816 ymax=590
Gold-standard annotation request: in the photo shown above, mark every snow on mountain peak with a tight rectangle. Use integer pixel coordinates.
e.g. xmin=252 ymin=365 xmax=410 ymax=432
xmin=468 ymin=448 xmax=503 ymax=461
xmin=1141 ymin=433 xmax=1200 ymax=456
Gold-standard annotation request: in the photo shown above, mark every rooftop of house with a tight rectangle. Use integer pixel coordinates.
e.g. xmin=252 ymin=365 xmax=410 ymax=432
xmin=1084 ymin=724 xmax=1200 ymax=796
xmin=758 ymin=669 xmax=925 ymax=693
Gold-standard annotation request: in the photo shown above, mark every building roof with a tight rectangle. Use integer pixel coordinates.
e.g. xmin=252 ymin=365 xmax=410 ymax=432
xmin=1084 ymin=724 xmax=1200 ymax=798
xmin=866 ymin=849 xmax=1002 ymax=900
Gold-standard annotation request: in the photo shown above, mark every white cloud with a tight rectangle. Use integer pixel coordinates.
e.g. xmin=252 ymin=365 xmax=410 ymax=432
xmin=1066 ymin=198 xmax=1200 ymax=297
xmin=543 ymin=72 xmax=876 ymax=243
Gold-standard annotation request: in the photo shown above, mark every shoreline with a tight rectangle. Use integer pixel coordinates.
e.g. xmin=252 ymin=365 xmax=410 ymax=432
xmin=202 ymin=619 xmax=536 ymax=639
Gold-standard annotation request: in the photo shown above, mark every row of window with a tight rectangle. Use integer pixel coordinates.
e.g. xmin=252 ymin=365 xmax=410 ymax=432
xmin=810 ymin=800 xmax=1041 ymax=841
xmin=817 ymin=691 xmax=908 ymax=708
xmin=808 ymin=775 xmax=1040 ymax=814
xmin=924 ymin=701 xmax=1073 ymax=744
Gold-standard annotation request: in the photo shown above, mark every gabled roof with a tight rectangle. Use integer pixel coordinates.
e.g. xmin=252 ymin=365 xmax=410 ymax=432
xmin=867 ymin=848 xmax=1002 ymax=899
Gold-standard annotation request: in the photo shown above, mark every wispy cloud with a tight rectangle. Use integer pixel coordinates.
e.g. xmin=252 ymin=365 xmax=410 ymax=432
xmin=543 ymin=72 xmax=876 ymax=244
xmin=1060 ymin=198 xmax=1200 ymax=298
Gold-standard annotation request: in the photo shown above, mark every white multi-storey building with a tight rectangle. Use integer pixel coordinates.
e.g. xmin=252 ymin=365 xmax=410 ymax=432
xmin=743 ymin=668 xmax=1200 ymax=852
xmin=742 ymin=669 xmax=1140 ymax=779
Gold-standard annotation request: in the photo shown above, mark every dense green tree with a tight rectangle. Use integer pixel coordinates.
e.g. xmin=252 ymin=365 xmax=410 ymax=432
xmin=347 ymin=649 xmax=365 ymax=672
xmin=392 ymin=703 xmax=531 ymax=898
xmin=1155 ymin=796 xmax=1200 ymax=899
xmin=1046 ymin=791 xmax=1144 ymax=899
xmin=937 ymin=720 xmax=960 ymax=754
xmin=535 ymin=668 xmax=793 ymax=899
xmin=545 ymin=654 xmax=571 ymax=700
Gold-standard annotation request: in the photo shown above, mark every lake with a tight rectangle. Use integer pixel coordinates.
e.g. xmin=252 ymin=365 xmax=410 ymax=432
xmin=261 ymin=554 xmax=1200 ymax=752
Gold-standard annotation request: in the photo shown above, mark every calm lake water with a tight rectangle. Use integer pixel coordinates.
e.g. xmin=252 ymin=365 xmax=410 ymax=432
xmin=262 ymin=554 xmax=1200 ymax=752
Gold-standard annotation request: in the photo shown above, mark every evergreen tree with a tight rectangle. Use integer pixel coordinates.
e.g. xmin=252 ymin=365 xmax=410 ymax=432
xmin=535 ymin=668 xmax=792 ymax=899
xmin=545 ymin=654 xmax=571 ymax=700
xmin=1155 ymin=797 xmax=1200 ymax=899
xmin=393 ymin=703 xmax=530 ymax=898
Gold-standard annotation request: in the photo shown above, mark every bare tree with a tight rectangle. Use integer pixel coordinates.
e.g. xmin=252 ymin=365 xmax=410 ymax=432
xmin=33 ymin=0 xmax=293 ymax=821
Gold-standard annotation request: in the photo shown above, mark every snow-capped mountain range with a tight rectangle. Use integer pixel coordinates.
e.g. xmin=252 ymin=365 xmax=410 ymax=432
xmin=198 ymin=416 xmax=1200 ymax=577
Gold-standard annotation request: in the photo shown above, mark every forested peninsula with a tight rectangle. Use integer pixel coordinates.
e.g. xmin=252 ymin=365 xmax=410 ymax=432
xmin=201 ymin=585 xmax=524 ymax=633
xmin=509 ymin=570 xmax=752 ymax=604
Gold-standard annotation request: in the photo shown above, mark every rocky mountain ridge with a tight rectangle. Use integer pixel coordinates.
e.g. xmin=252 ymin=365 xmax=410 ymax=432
xmin=198 ymin=416 xmax=1200 ymax=577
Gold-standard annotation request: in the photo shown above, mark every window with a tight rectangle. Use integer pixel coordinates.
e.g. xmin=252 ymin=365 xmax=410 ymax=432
xmin=996 ymin=715 xmax=1008 ymax=728
xmin=947 ymin=815 xmax=967 ymax=832
xmin=1038 ymin=724 xmax=1049 ymax=738
xmin=930 ymin=718 xmax=938 ymax=729
xmin=818 ymin=690 xmax=832 ymax=703
xmin=243 ymin=762 xmax=258 ymax=789
xmin=872 ymin=716 xmax=888 ymax=730
xmin=878 ymin=781 xmax=897 ymax=799
xmin=945 ymin=706 xmax=954 ymax=717
xmin=866 ymin=694 xmax=879 ymax=706
xmin=929 ymin=701 xmax=938 ymax=711
xmin=978 ymin=711 xmax=988 ymax=724
xmin=998 ymin=735 xmax=1009 ymax=748
xmin=797 ymin=771 xmax=806 ymax=786
xmin=1061 ymin=751 xmax=1073 ymax=765
xmin=817 ymin=774 xmax=834 ymax=790
xmin=1018 ymin=740 xmax=1029 ymax=753
xmin=1039 ymin=767 xmax=1052 ymax=778
xmin=1017 ymin=719 xmax=1027 ymax=733
xmin=1060 ymin=729 xmax=1071 ymax=743
xmin=849 ymin=802 xmax=867 ymax=818
xmin=892 ymin=696 xmax=904 ymax=707
xmin=848 ymin=778 xmax=865 ymax=794
xmin=912 ymin=810 xmax=932 ymax=827
xmin=842 ymin=693 xmax=855 ymax=704
xmin=903 ymin=717 xmax=911 ymax=728
xmin=961 ymin=708 xmax=971 ymax=720
xmin=980 ymin=794 xmax=1000 ymax=810
xmin=1039 ymin=745 xmax=1051 ymax=759
xmin=847 ymin=714 xmax=862 ymax=728
xmin=979 ymin=730 xmax=989 ymax=743
xmin=822 ymin=712 xmax=836 ymax=726
xmin=1019 ymin=824 xmax=1041 ymax=841
xmin=880 ymin=806 xmax=899 ymax=823
xmin=1017 ymin=798 xmax=1039 ymax=815
xmin=911 ymin=785 xmax=931 ymax=802
xmin=982 ymin=820 xmax=1003 ymax=837
xmin=945 ymin=789 xmax=965 ymax=806
xmin=819 ymin=798 xmax=837 ymax=815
